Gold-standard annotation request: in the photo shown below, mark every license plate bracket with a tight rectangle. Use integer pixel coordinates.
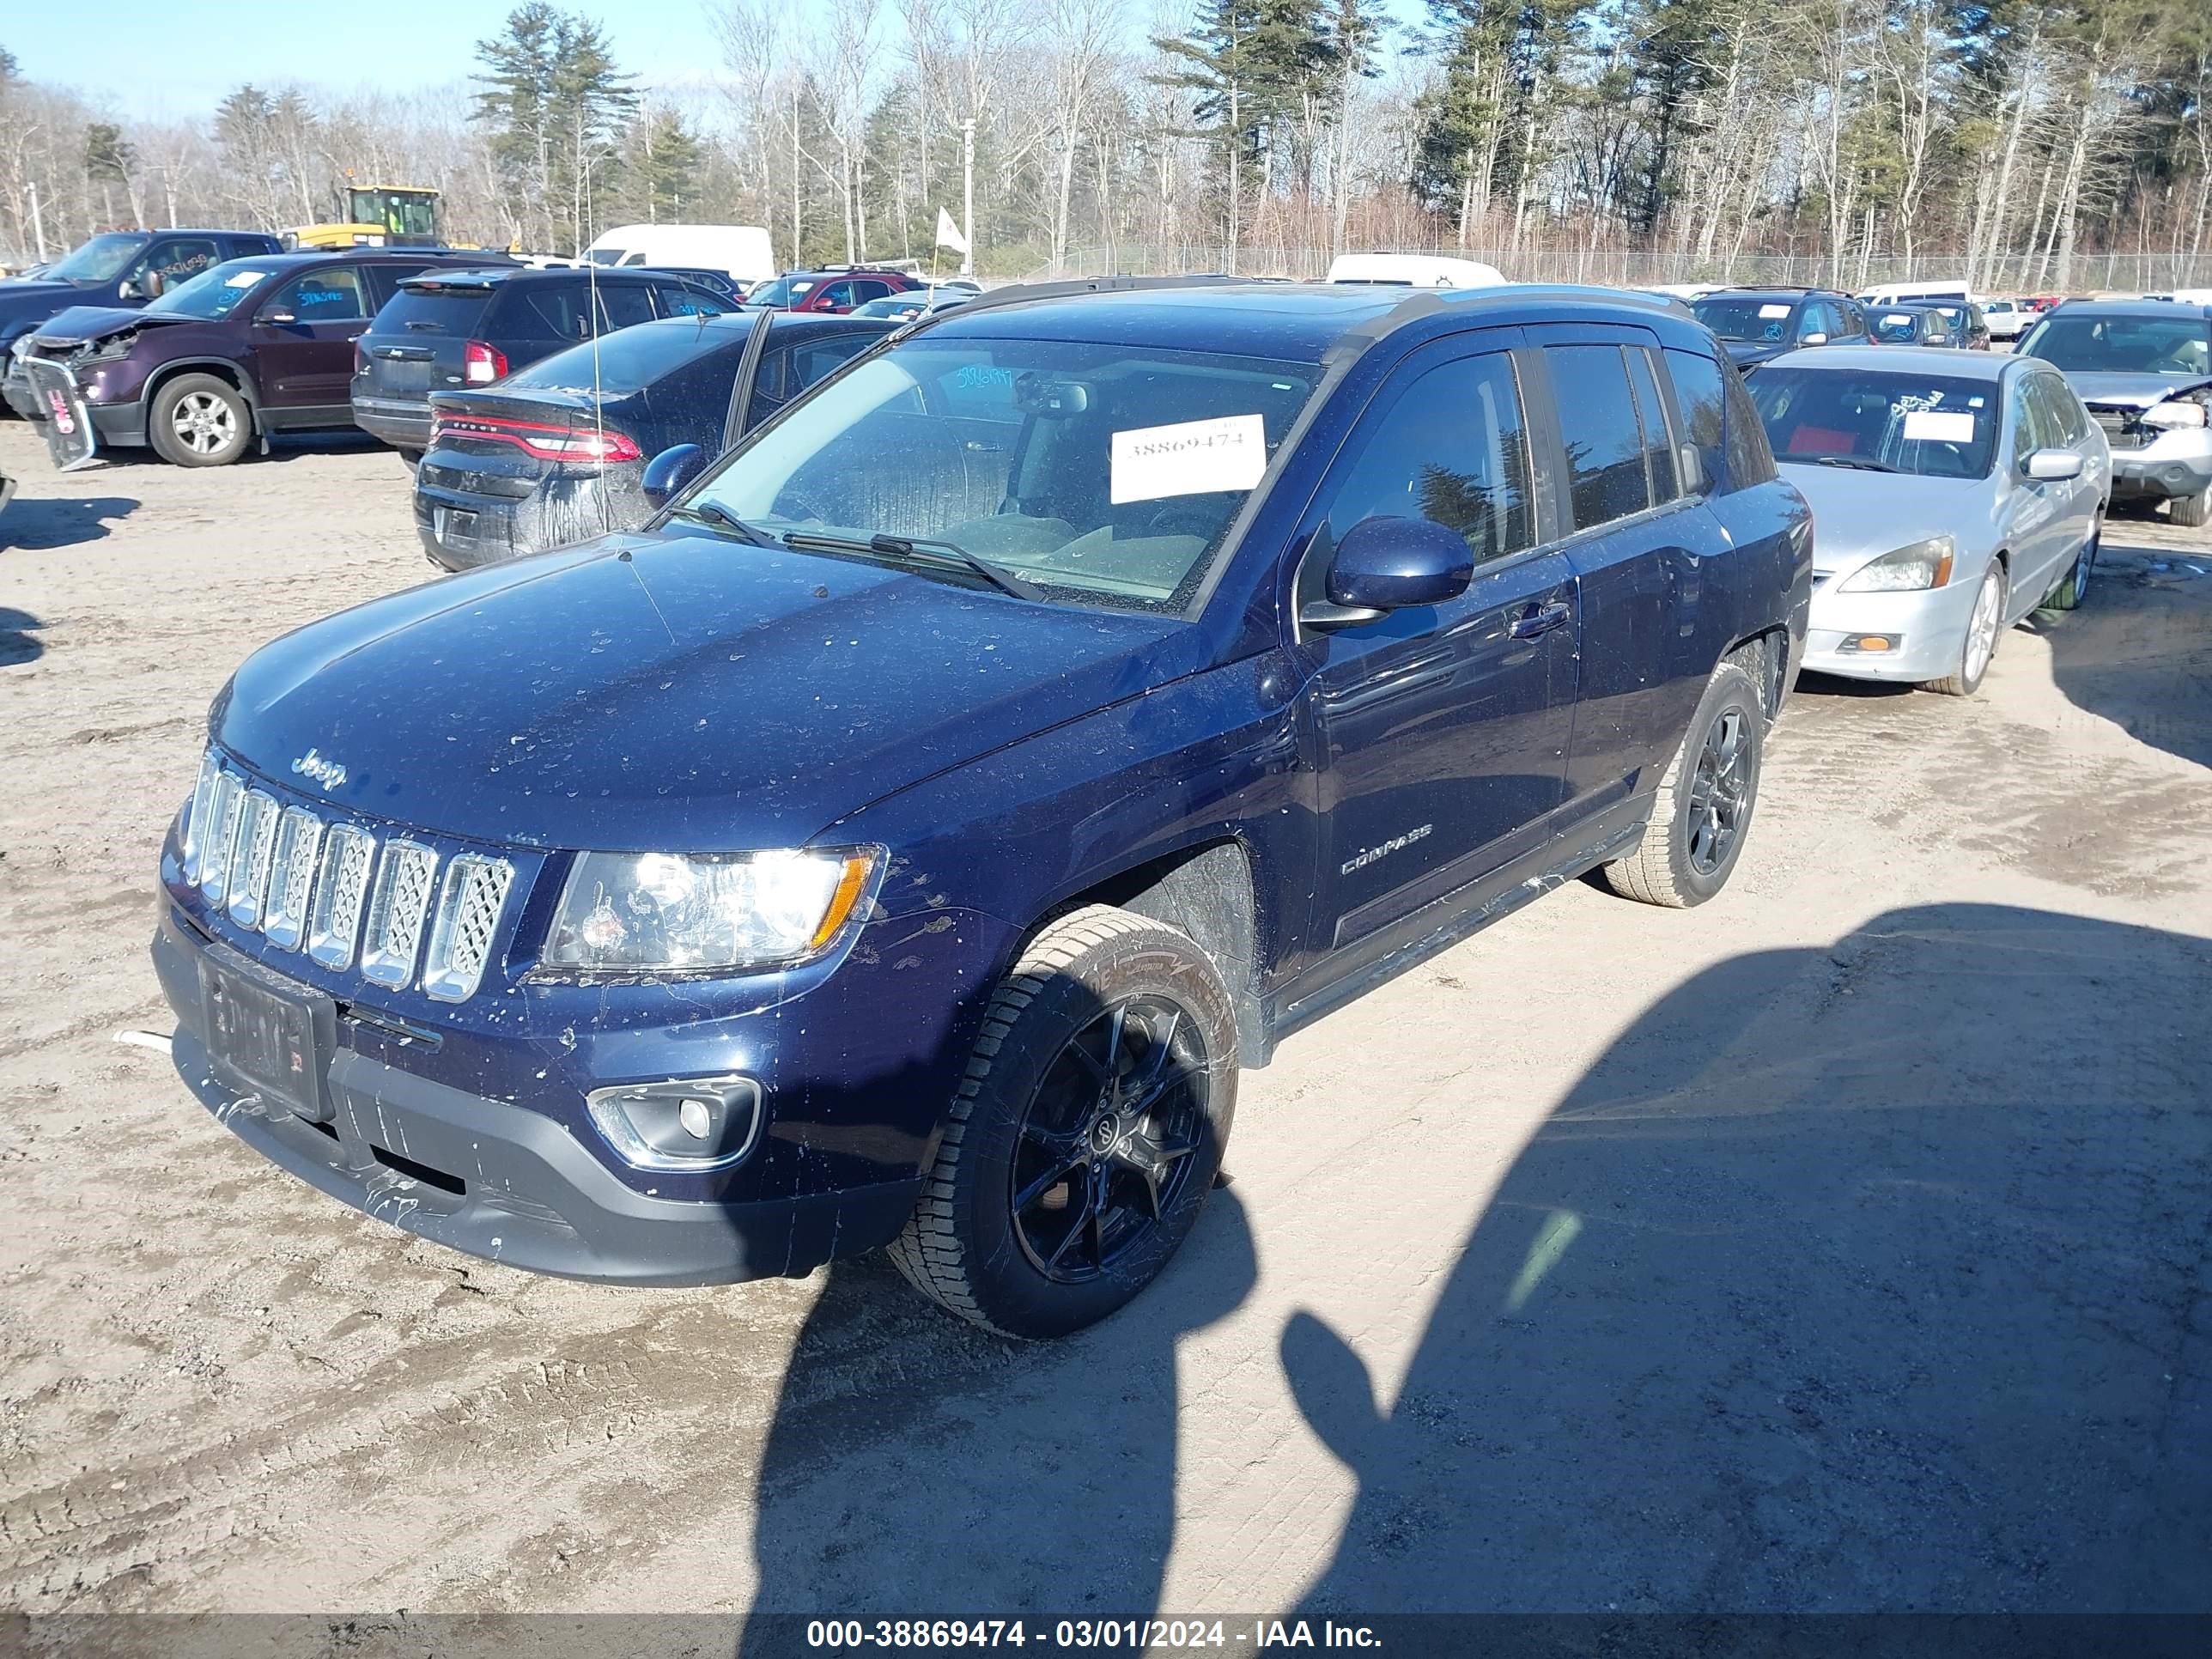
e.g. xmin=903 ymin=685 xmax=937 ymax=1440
xmin=198 ymin=954 xmax=336 ymax=1121
xmin=434 ymin=505 xmax=478 ymax=543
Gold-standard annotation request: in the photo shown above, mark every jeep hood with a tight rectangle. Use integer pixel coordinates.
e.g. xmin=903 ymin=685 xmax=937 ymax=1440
xmin=2063 ymin=370 xmax=2212 ymax=410
xmin=215 ymin=531 xmax=1206 ymax=852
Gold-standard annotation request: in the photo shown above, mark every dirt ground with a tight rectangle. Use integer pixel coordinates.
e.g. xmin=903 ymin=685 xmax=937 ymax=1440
xmin=2 ymin=421 xmax=2209 ymax=1630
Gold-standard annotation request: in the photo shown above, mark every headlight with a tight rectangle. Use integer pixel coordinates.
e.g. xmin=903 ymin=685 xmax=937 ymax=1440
xmin=1838 ymin=535 xmax=1955 ymax=592
xmin=540 ymin=847 xmax=881 ymax=974
xmin=2142 ymin=399 xmax=2208 ymax=430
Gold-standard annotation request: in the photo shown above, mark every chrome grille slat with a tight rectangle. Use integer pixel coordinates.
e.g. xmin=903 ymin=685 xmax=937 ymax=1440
xmin=179 ymin=750 xmax=516 ymax=1003
xmin=263 ymin=807 xmax=325 ymax=950
xmin=307 ymin=823 xmax=377 ymax=969
xmin=422 ymin=854 xmax=516 ymax=1003
xmin=198 ymin=773 xmax=246 ymax=907
xmin=181 ymin=753 xmax=222 ymax=884
xmin=362 ymin=841 xmax=439 ymax=989
xmin=226 ymin=791 xmax=281 ymax=928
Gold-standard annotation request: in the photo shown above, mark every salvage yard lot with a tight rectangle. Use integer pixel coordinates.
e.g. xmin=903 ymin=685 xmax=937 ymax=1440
xmin=2 ymin=421 xmax=2209 ymax=1614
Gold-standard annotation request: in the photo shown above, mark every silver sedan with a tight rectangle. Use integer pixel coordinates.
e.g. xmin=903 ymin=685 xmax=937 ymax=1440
xmin=1748 ymin=345 xmax=2109 ymax=694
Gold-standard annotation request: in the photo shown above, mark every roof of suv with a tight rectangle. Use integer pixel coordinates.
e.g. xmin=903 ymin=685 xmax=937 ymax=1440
xmin=911 ymin=278 xmax=1713 ymax=364
xmin=398 ymin=264 xmax=647 ymax=290
xmin=238 ymin=249 xmax=495 ymax=272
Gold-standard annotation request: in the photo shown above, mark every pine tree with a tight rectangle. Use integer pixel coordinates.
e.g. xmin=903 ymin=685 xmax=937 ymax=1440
xmin=474 ymin=4 xmax=638 ymax=253
xmin=83 ymin=123 xmax=137 ymax=228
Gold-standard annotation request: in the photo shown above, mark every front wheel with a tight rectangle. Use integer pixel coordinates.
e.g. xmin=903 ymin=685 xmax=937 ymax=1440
xmin=149 ymin=373 xmax=252 ymax=467
xmin=1599 ymin=658 xmax=1764 ymax=908
xmin=2171 ymin=483 xmax=2212 ymax=530
xmin=1925 ymin=560 xmax=2007 ymax=696
xmin=888 ymin=906 xmax=1237 ymax=1338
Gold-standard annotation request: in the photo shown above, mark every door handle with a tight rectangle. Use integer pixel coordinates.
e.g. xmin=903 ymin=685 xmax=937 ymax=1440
xmin=1509 ymin=599 xmax=1571 ymax=640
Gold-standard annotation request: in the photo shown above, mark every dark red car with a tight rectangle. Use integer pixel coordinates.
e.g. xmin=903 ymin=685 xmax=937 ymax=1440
xmin=9 ymin=247 xmax=503 ymax=468
xmin=744 ymin=266 xmax=923 ymax=313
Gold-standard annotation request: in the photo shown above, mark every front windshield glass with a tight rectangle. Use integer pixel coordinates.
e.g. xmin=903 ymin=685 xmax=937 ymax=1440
xmin=145 ymin=259 xmax=274 ymax=320
xmin=1750 ymin=368 xmax=1998 ymax=480
xmin=2020 ymin=313 xmax=2212 ymax=376
xmin=1692 ymin=295 xmax=1801 ymax=342
xmin=681 ymin=337 xmax=1319 ymax=612
xmin=46 ymin=233 xmax=150 ymax=284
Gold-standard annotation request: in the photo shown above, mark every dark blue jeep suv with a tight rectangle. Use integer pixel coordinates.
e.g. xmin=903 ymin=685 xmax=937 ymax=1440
xmin=152 ymin=279 xmax=1810 ymax=1338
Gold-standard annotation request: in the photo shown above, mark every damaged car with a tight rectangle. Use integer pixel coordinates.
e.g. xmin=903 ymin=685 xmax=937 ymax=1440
xmin=415 ymin=308 xmax=891 ymax=568
xmin=2016 ymin=300 xmax=2212 ymax=526
xmin=7 ymin=248 xmax=499 ymax=468
xmin=152 ymin=277 xmax=1808 ymax=1337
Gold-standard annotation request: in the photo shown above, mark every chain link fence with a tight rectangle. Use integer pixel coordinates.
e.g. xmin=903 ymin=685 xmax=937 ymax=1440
xmin=1029 ymin=243 xmax=2212 ymax=294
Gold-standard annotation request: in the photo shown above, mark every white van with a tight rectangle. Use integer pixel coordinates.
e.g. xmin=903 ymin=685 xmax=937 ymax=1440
xmin=1857 ymin=276 xmax=1977 ymax=307
xmin=584 ymin=224 xmax=776 ymax=287
xmin=1326 ymin=252 xmax=1508 ymax=289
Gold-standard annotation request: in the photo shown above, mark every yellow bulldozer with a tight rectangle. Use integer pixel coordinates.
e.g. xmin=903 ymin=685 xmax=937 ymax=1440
xmin=286 ymin=185 xmax=449 ymax=251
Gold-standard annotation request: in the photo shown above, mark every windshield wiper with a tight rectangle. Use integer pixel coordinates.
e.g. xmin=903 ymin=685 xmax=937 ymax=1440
xmin=1806 ymin=454 xmax=1902 ymax=472
xmin=781 ymin=529 xmax=1044 ymax=602
xmin=667 ymin=501 xmax=781 ymax=546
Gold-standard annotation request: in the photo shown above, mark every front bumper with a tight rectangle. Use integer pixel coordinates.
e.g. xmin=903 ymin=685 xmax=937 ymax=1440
xmin=2107 ymin=438 xmax=2212 ymax=503
xmin=1800 ymin=568 xmax=1984 ymax=682
xmin=153 ymin=913 xmax=922 ymax=1285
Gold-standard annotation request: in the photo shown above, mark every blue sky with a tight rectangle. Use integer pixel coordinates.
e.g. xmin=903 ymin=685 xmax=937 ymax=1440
xmin=9 ymin=1 xmax=1434 ymax=117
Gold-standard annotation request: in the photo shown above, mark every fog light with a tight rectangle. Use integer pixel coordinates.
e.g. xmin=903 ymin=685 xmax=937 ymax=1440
xmin=586 ymin=1074 xmax=763 ymax=1171
xmin=1839 ymin=635 xmax=1899 ymax=654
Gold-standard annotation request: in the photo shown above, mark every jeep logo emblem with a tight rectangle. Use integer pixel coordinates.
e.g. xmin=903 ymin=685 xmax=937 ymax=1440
xmin=291 ymin=748 xmax=348 ymax=792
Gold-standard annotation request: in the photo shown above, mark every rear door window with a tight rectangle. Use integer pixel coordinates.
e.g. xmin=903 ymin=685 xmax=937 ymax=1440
xmin=595 ymin=283 xmax=655 ymax=331
xmin=1721 ymin=362 xmax=1778 ymax=490
xmin=1547 ymin=344 xmax=1651 ymax=529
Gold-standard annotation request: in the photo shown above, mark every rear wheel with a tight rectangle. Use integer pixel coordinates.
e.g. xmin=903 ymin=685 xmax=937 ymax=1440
xmin=149 ymin=374 xmax=251 ymax=467
xmin=888 ymin=906 xmax=1237 ymax=1339
xmin=2171 ymin=483 xmax=2212 ymax=530
xmin=1926 ymin=560 xmax=2006 ymax=696
xmin=1600 ymin=659 xmax=1764 ymax=908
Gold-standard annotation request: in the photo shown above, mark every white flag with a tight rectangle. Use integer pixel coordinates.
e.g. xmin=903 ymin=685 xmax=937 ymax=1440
xmin=934 ymin=206 xmax=970 ymax=256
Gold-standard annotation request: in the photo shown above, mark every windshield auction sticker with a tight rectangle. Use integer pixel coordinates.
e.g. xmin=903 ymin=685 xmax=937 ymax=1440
xmin=1904 ymin=410 xmax=1976 ymax=443
xmin=1110 ymin=413 xmax=1267 ymax=504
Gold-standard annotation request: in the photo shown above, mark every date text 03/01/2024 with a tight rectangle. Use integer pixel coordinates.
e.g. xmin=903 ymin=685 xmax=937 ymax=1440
xmin=804 ymin=1619 xmax=1382 ymax=1649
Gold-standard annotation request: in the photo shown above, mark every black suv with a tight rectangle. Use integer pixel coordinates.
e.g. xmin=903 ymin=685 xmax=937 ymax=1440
xmin=350 ymin=267 xmax=737 ymax=459
xmin=3 ymin=229 xmax=282 ymax=410
xmin=1690 ymin=288 xmax=1870 ymax=369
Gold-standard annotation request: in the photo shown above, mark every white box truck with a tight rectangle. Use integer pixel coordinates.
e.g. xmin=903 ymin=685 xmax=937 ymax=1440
xmin=584 ymin=225 xmax=776 ymax=288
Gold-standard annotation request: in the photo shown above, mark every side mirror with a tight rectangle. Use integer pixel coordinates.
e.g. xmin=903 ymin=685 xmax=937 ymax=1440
xmin=118 ymin=277 xmax=145 ymax=301
xmin=2025 ymin=447 xmax=2084 ymax=482
xmin=256 ymin=307 xmax=297 ymax=327
xmin=1799 ymin=331 xmax=1829 ymax=347
xmin=1304 ymin=515 xmax=1473 ymax=627
xmin=641 ymin=443 xmax=706 ymax=507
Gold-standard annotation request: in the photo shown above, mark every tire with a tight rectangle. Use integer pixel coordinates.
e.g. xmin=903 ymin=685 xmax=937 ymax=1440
xmin=2171 ymin=483 xmax=2212 ymax=530
xmin=1599 ymin=658 xmax=1764 ymax=908
xmin=2041 ymin=515 xmax=2100 ymax=611
xmin=888 ymin=905 xmax=1238 ymax=1338
xmin=149 ymin=373 xmax=251 ymax=467
xmin=1925 ymin=559 xmax=2008 ymax=696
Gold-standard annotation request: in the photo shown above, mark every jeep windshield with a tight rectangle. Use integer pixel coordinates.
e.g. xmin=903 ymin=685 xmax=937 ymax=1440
xmin=143 ymin=259 xmax=274 ymax=320
xmin=678 ymin=337 xmax=1319 ymax=613
xmin=2020 ymin=313 xmax=2212 ymax=377
xmin=1751 ymin=368 xmax=1997 ymax=480
xmin=45 ymin=233 xmax=151 ymax=285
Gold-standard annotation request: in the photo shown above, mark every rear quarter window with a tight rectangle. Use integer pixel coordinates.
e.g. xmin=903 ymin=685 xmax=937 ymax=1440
xmin=487 ymin=282 xmax=591 ymax=343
